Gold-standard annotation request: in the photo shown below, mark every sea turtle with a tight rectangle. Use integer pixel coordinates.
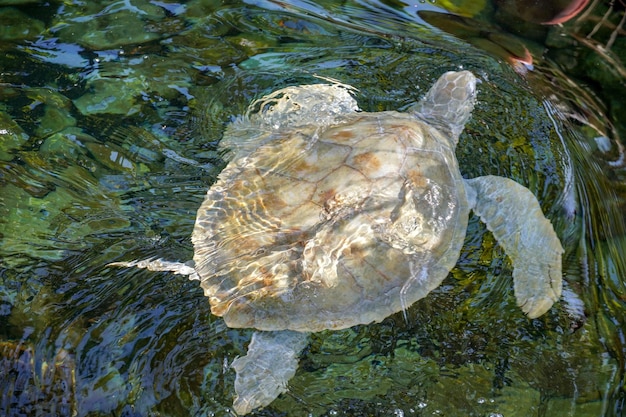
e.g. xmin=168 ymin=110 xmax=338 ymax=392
xmin=109 ymin=70 xmax=563 ymax=415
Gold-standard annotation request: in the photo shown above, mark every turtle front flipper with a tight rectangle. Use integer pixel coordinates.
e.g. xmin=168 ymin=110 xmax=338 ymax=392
xmin=464 ymin=175 xmax=563 ymax=318
xmin=231 ymin=330 xmax=309 ymax=415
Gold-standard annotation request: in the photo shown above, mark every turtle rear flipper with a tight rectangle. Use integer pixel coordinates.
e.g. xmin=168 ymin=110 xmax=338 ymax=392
xmin=464 ymin=175 xmax=563 ymax=318
xmin=107 ymin=258 xmax=199 ymax=280
xmin=231 ymin=330 xmax=309 ymax=415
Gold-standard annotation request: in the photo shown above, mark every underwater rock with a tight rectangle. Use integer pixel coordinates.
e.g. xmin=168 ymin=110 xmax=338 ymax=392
xmin=0 ymin=111 xmax=29 ymax=161
xmin=0 ymin=341 xmax=76 ymax=416
xmin=0 ymin=7 xmax=44 ymax=41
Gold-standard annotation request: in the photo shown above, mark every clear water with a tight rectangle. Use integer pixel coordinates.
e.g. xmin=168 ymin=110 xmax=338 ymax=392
xmin=0 ymin=1 xmax=624 ymax=416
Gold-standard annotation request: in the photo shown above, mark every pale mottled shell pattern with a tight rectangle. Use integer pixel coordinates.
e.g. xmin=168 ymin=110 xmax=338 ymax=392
xmin=192 ymin=73 xmax=477 ymax=332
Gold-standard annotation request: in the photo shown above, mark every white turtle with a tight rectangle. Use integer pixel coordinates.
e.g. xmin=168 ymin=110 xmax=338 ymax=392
xmin=110 ymin=71 xmax=563 ymax=415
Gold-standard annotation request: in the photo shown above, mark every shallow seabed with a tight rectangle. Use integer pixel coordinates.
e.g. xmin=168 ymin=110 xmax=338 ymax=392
xmin=0 ymin=0 xmax=625 ymax=416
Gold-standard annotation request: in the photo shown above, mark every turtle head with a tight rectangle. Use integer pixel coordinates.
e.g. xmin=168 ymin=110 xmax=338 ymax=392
xmin=411 ymin=70 xmax=477 ymax=146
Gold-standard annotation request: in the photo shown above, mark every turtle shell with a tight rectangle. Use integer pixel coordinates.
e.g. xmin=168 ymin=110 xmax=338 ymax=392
xmin=192 ymin=85 xmax=472 ymax=332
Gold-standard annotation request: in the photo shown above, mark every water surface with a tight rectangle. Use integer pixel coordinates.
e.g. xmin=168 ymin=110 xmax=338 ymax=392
xmin=1 ymin=1 xmax=625 ymax=416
